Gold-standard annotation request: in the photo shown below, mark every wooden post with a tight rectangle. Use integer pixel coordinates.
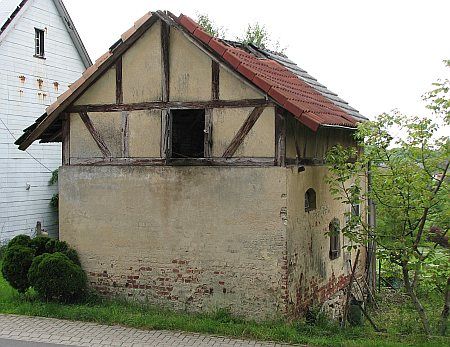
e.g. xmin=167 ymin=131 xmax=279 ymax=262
xmin=204 ymin=109 xmax=212 ymax=157
xmin=212 ymin=61 xmax=219 ymax=100
xmin=115 ymin=57 xmax=123 ymax=104
xmin=275 ymin=108 xmax=286 ymax=166
xmin=62 ymin=113 xmax=70 ymax=165
xmin=121 ymin=111 xmax=129 ymax=157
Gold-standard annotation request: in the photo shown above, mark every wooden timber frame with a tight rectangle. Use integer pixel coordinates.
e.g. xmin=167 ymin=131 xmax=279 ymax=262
xmin=56 ymin=11 xmax=293 ymax=168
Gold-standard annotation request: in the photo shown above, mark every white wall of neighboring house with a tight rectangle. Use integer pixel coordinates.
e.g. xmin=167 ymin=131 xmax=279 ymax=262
xmin=0 ymin=0 xmax=87 ymax=241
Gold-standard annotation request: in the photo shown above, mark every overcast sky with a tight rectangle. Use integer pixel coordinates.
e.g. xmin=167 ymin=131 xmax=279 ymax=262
xmin=64 ymin=0 xmax=449 ymax=121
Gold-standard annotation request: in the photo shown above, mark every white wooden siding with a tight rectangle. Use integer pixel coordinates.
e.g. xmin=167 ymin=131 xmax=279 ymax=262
xmin=0 ymin=0 xmax=86 ymax=241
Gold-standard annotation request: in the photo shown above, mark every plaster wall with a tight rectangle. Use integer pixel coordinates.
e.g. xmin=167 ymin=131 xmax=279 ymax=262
xmin=285 ymin=166 xmax=365 ymax=315
xmin=211 ymin=107 xmax=275 ymax=157
xmin=59 ymin=166 xmax=288 ymax=320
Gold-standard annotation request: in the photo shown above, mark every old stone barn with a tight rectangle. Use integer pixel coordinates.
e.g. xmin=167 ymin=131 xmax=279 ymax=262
xmin=16 ymin=11 xmax=367 ymax=320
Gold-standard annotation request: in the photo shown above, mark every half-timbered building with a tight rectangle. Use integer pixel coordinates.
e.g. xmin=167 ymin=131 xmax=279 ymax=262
xmin=16 ymin=11 xmax=367 ymax=319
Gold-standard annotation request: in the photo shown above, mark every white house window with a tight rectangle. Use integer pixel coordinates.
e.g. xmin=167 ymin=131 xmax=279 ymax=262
xmin=35 ymin=28 xmax=45 ymax=58
xmin=305 ymin=188 xmax=316 ymax=212
xmin=171 ymin=109 xmax=205 ymax=158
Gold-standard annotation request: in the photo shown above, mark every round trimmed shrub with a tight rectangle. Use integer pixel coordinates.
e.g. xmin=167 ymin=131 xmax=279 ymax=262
xmin=28 ymin=252 xmax=86 ymax=302
xmin=1 ymin=245 xmax=35 ymax=292
xmin=45 ymin=239 xmax=69 ymax=254
xmin=7 ymin=235 xmax=31 ymax=248
xmin=27 ymin=253 xmax=47 ymax=288
xmin=30 ymin=236 xmax=50 ymax=256
xmin=63 ymin=248 xmax=81 ymax=266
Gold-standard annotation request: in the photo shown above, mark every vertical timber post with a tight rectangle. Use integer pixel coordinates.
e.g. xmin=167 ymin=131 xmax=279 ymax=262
xmin=275 ymin=107 xmax=286 ymax=166
xmin=160 ymin=19 xmax=170 ymax=162
xmin=62 ymin=113 xmax=70 ymax=165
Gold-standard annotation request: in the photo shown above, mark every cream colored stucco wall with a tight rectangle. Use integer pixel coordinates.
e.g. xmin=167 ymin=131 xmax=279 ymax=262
xmin=169 ymin=29 xmax=211 ymax=101
xmin=74 ymin=67 xmax=116 ymax=106
xmin=219 ymin=67 xmax=263 ymax=100
xmin=69 ymin=112 xmax=122 ymax=159
xmin=212 ymin=107 xmax=275 ymax=157
xmin=128 ymin=110 xmax=162 ymax=158
xmin=285 ymin=166 xmax=366 ymax=315
xmin=285 ymin=116 xmax=356 ymax=159
xmin=59 ymin=166 xmax=288 ymax=320
xmin=122 ymin=21 xmax=162 ymax=103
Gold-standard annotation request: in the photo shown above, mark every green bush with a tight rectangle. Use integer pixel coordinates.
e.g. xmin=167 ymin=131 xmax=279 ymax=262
xmin=1 ymin=245 xmax=35 ymax=292
xmin=63 ymin=248 xmax=81 ymax=266
xmin=28 ymin=252 xmax=86 ymax=302
xmin=29 ymin=236 xmax=50 ymax=256
xmin=27 ymin=253 xmax=47 ymax=288
xmin=0 ymin=244 xmax=6 ymax=260
xmin=7 ymin=235 xmax=31 ymax=248
xmin=45 ymin=239 xmax=68 ymax=254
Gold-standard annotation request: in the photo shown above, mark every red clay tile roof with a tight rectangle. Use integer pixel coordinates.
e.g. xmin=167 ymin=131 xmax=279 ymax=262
xmin=16 ymin=10 xmax=363 ymax=150
xmin=177 ymin=14 xmax=359 ymax=131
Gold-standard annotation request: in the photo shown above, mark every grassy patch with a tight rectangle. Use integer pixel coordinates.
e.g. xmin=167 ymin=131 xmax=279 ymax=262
xmin=0 ymin=262 xmax=448 ymax=347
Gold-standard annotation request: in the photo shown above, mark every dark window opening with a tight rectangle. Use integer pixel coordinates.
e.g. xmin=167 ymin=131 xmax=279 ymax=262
xmin=329 ymin=218 xmax=341 ymax=260
xmin=305 ymin=188 xmax=316 ymax=212
xmin=351 ymin=204 xmax=360 ymax=217
xmin=35 ymin=28 xmax=45 ymax=57
xmin=171 ymin=109 xmax=205 ymax=158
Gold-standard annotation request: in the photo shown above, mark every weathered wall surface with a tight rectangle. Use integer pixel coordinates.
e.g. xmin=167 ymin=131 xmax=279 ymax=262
xmin=212 ymin=107 xmax=275 ymax=157
xmin=59 ymin=166 xmax=288 ymax=320
xmin=285 ymin=166 xmax=365 ymax=316
xmin=285 ymin=116 xmax=356 ymax=159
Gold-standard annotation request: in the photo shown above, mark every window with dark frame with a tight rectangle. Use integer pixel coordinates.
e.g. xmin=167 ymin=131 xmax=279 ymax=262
xmin=35 ymin=28 xmax=45 ymax=58
xmin=329 ymin=218 xmax=341 ymax=260
xmin=305 ymin=188 xmax=317 ymax=212
xmin=171 ymin=109 xmax=205 ymax=158
xmin=351 ymin=204 xmax=360 ymax=217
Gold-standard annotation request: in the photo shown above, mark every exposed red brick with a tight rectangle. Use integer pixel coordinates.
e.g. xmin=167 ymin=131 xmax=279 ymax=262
xmin=193 ymin=28 xmax=212 ymax=45
xmin=177 ymin=14 xmax=198 ymax=33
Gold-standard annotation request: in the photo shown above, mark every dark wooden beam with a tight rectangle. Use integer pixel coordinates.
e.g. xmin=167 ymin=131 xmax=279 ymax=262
xmin=285 ymin=158 xmax=326 ymax=166
xmin=161 ymin=110 xmax=172 ymax=163
xmin=212 ymin=61 xmax=219 ymax=100
xmin=68 ymin=99 xmax=273 ymax=113
xmin=121 ymin=111 xmax=129 ymax=157
xmin=222 ymin=106 xmax=265 ymax=158
xmin=275 ymin=108 xmax=286 ymax=166
xmin=62 ymin=114 xmax=70 ymax=165
xmin=161 ymin=20 xmax=170 ymax=102
xmin=115 ymin=57 xmax=123 ymax=104
xmin=78 ymin=111 xmax=111 ymax=158
xmin=70 ymin=157 xmax=274 ymax=167
xmin=204 ymin=108 xmax=212 ymax=157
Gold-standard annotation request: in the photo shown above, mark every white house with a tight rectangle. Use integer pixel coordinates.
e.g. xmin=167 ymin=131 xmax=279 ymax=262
xmin=0 ymin=0 xmax=90 ymax=241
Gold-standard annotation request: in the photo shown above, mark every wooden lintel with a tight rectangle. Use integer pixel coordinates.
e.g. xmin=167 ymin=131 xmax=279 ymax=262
xmin=212 ymin=61 xmax=220 ymax=100
xmin=161 ymin=20 xmax=170 ymax=102
xmin=115 ymin=57 xmax=123 ymax=104
xmin=68 ymin=99 xmax=273 ymax=113
xmin=222 ymin=106 xmax=266 ymax=158
xmin=78 ymin=111 xmax=111 ymax=158
xmin=70 ymin=157 xmax=275 ymax=167
xmin=275 ymin=108 xmax=286 ymax=166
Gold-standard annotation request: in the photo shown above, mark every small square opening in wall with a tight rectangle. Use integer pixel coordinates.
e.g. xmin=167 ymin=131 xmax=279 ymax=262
xmin=34 ymin=28 xmax=45 ymax=58
xmin=171 ymin=109 xmax=205 ymax=158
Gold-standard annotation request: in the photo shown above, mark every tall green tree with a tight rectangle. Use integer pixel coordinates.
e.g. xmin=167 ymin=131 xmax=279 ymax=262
xmin=325 ymin=61 xmax=450 ymax=335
